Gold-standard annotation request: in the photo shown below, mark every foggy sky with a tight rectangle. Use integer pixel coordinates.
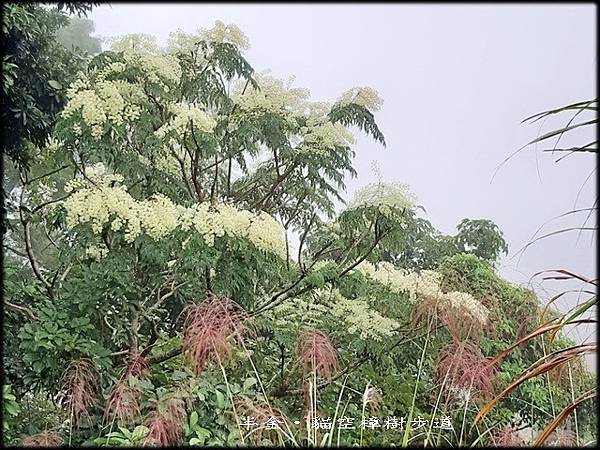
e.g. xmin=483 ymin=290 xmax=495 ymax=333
xmin=89 ymin=3 xmax=597 ymax=350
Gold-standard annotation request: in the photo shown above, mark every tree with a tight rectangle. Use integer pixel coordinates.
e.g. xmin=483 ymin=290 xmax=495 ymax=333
xmin=56 ymin=17 xmax=102 ymax=55
xmin=1 ymin=2 xmax=96 ymax=170
xmin=3 ymin=22 xmax=594 ymax=447
xmin=453 ymin=218 xmax=508 ymax=264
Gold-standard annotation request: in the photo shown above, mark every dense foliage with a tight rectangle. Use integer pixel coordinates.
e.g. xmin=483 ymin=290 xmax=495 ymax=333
xmin=2 ymin=20 xmax=596 ymax=447
xmin=1 ymin=2 xmax=98 ymax=170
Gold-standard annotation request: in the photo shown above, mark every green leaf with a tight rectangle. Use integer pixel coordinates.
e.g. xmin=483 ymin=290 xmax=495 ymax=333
xmin=215 ymin=390 xmax=225 ymax=409
xmin=5 ymin=403 xmax=20 ymax=416
xmin=131 ymin=425 xmax=148 ymax=441
xmin=243 ymin=377 xmax=257 ymax=391
xmin=196 ymin=427 xmax=210 ymax=438
xmin=189 ymin=410 xmax=198 ymax=429
xmin=118 ymin=427 xmax=132 ymax=439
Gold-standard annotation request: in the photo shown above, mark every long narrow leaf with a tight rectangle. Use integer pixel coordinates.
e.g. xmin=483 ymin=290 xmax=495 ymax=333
xmin=533 ymin=389 xmax=596 ymax=446
xmin=489 ymin=319 xmax=595 ymax=367
xmin=522 ymin=100 xmax=598 ymax=124
xmin=549 ymin=297 xmax=597 ymax=343
xmin=535 ymin=269 xmax=598 ymax=286
xmin=523 ymin=119 xmax=597 ymax=147
xmin=475 ymin=344 xmax=596 ymax=424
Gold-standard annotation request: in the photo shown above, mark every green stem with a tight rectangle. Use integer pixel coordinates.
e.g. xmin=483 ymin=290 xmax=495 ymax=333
xmin=402 ymin=319 xmax=432 ymax=447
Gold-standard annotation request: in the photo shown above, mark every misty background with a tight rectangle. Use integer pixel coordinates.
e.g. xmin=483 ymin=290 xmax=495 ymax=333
xmin=85 ymin=3 xmax=597 ymax=359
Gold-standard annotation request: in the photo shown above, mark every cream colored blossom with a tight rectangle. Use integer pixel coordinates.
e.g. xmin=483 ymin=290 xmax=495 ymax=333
xmin=273 ymin=287 xmax=400 ymax=341
xmin=301 ymin=122 xmax=355 ymax=152
xmin=86 ymin=243 xmax=108 ymax=261
xmin=108 ymin=33 xmax=160 ymax=55
xmin=166 ymin=29 xmax=199 ymax=54
xmin=96 ymin=62 xmax=127 ymax=82
xmin=444 ymin=291 xmax=489 ymax=324
xmin=63 ymin=89 xmax=106 ymax=126
xmin=337 ymin=86 xmax=383 ymax=111
xmin=236 ymin=74 xmax=309 ymax=114
xmin=355 ymin=260 xmax=377 ymax=278
xmin=61 ymin=166 xmax=285 ymax=257
xmin=303 ymin=102 xmax=331 ymax=127
xmin=355 ymin=260 xmax=489 ymax=324
xmin=155 ymin=102 xmax=216 ymax=138
xmin=356 ymin=261 xmax=443 ymax=302
xmin=347 ymin=181 xmax=417 ymax=214
xmin=108 ymin=34 xmax=182 ymax=84
xmin=246 ymin=211 xmax=287 ymax=257
xmin=138 ymin=53 xmax=182 ymax=84
xmin=200 ymin=20 xmax=250 ymax=50
xmin=62 ymin=78 xmax=142 ymax=138
xmin=66 ymin=75 xmax=90 ymax=100
xmin=328 ymin=289 xmax=400 ymax=341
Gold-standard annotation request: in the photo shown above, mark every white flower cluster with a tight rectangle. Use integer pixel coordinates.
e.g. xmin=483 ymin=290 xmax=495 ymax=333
xmin=166 ymin=29 xmax=199 ymax=54
xmin=336 ymin=87 xmax=384 ymax=112
xmin=35 ymin=181 xmax=57 ymax=204
xmin=444 ymin=291 xmax=490 ymax=325
xmin=62 ymin=78 xmax=142 ymax=139
xmin=357 ymin=261 xmax=443 ymax=302
xmin=108 ymin=33 xmax=161 ymax=55
xmin=64 ymin=163 xmax=124 ymax=193
xmin=137 ymin=53 xmax=182 ymax=84
xmin=85 ymin=243 xmax=109 ymax=261
xmin=180 ymin=204 xmax=286 ymax=256
xmin=302 ymin=102 xmax=332 ymax=127
xmin=155 ymin=102 xmax=217 ymax=138
xmin=236 ymin=75 xmax=309 ymax=114
xmin=66 ymin=74 xmax=90 ymax=99
xmin=300 ymin=122 xmax=355 ymax=153
xmin=347 ymin=181 xmax=417 ymax=216
xmin=109 ymin=34 xmax=182 ymax=85
xmin=328 ymin=289 xmax=400 ymax=341
xmin=62 ymin=165 xmax=286 ymax=257
xmin=64 ymin=180 xmax=141 ymax=239
xmin=355 ymin=261 xmax=489 ymax=324
xmin=200 ymin=20 xmax=250 ymax=50
xmin=272 ymin=288 xmax=399 ymax=341
xmin=95 ymin=62 xmax=127 ymax=81
xmin=62 ymin=90 xmax=106 ymax=138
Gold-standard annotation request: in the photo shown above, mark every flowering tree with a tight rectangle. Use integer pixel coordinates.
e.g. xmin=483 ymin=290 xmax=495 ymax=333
xmin=3 ymin=21 xmax=595 ymax=447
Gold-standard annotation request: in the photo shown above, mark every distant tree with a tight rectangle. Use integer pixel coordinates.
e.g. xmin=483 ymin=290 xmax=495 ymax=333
xmin=453 ymin=218 xmax=508 ymax=263
xmin=56 ymin=17 xmax=102 ymax=54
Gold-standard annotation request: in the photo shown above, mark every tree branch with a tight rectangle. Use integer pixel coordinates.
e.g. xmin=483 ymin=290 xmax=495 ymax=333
xmin=148 ymin=347 xmax=183 ymax=365
xmin=249 ymin=162 xmax=299 ymax=210
xmin=298 ymin=212 xmax=317 ymax=268
xmin=4 ymin=299 xmax=37 ymax=320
